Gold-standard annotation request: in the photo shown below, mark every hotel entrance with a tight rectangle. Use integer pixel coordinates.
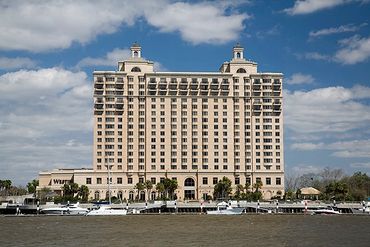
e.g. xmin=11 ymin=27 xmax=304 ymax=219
xmin=184 ymin=190 xmax=195 ymax=200
xmin=184 ymin=177 xmax=196 ymax=200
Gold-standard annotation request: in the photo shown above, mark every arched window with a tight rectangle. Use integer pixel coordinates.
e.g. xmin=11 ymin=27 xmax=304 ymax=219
xmin=151 ymin=191 xmax=156 ymax=201
xmin=131 ymin=67 xmax=141 ymax=72
xmin=134 ymin=51 xmax=138 ymax=57
xmin=237 ymin=52 xmax=241 ymax=58
xmin=184 ymin=178 xmax=195 ymax=187
xmin=117 ymin=191 xmax=123 ymax=200
xmin=129 ymin=191 xmax=134 ymax=201
xmin=94 ymin=191 xmax=100 ymax=200
xmin=236 ymin=68 xmax=246 ymax=73
xmin=140 ymin=191 xmax=145 ymax=201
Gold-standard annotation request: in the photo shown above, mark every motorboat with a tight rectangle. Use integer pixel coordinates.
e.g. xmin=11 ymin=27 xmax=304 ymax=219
xmin=309 ymin=206 xmax=341 ymax=215
xmin=85 ymin=205 xmax=127 ymax=216
xmin=41 ymin=202 xmax=88 ymax=215
xmin=206 ymin=202 xmax=244 ymax=215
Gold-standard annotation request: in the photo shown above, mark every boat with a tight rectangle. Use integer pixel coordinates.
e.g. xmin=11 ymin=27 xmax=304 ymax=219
xmin=41 ymin=202 xmax=88 ymax=215
xmin=85 ymin=205 xmax=127 ymax=216
xmin=206 ymin=202 xmax=244 ymax=215
xmin=85 ymin=162 xmax=127 ymax=216
xmin=309 ymin=206 xmax=341 ymax=215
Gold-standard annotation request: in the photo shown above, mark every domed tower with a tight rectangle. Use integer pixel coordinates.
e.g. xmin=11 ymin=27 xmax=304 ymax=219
xmin=131 ymin=42 xmax=142 ymax=58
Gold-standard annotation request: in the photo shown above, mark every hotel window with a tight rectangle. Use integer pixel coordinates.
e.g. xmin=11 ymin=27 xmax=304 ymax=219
xmin=256 ymin=177 xmax=262 ymax=183
xmin=223 ymin=165 xmax=228 ymax=170
xmin=117 ymin=178 xmax=123 ymax=184
xmin=86 ymin=178 xmax=92 ymax=184
xmin=202 ymin=177 xmax=208 ymax=185
xmin=128 ymin=178 xmax=133 ymax=184
xmin=213 ymin=177 xmax=218 ymax=185
xmin=97 ymin=178 xmax=102 ymax=184
xmin=276 ymin=177 xmax=281 ymax=185
xmin=266 ymin=177 xmax=271 ymax=185
xmin=235 ymin=177 xmax=240 ymax=185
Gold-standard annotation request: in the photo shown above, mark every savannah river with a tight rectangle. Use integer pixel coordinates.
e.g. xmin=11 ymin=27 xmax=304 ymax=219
xmin=0 ymin=214 xmax=369 ymax=247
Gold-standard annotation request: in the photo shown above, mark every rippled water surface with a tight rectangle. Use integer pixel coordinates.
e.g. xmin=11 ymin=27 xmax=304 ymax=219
xmin=0 ymin=214 xmax=369 ymax=247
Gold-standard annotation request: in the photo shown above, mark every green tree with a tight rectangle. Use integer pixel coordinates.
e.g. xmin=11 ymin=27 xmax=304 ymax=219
xmin=167 ymin=179 xmax=178 ymax=200
xmin=155 ymin=182 xmax=165 ymax=199
xmin=144 ymin=180 xmax=153 ymax=200
xmin=27 ymin=179 xmax=39 ymax=194
xmin=234 ymin=184 xmax=244 ymax=200
xmin=134 ymin=182 xmax=145 ymax=201
xmin=38 ymin=187 xmax=52 ymax=203
xmin=78 ymin=185 xmax=90 ymax=202
xmin=253 ymin=181 xmax=263 ymax=193
xmin=213 ymin=177 xmax=232 ymax=200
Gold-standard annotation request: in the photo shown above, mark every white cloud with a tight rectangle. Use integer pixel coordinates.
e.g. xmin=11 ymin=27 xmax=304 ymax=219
xmin=303 ymin=52 xmax=330 ymax=61
xmin=76 ymin=48 xmax=131 ymax=68
xmin=351 ymin=162 xmax=370 ymax=169
xmin=0 ymin=0 xmax=249 ymax=52
xmin=76 ymin=47 xmax=166 ymax=71
xmin=285 ymin=73 xmax=314 ymax=85
xmin=0 ymin=68 xmax=93 ymax=184
xmin=144 ymin=2 xmax=248 ymax=45
xmin=334 ymin=35 xmax=370 ymax=64
xmin=0 ymin=56 xmax=37 ymax=70
xmin=285 ymin=85 xmax=370 ymax=133
xmin=284 ymin=0 xmax=359 ymax=15
xmin=309 ymin=23 xmax=367 ymax=39
xmin=291 ymin=139 xmax=370 ymax=158
xmin=291 ymin=164 xmax=322 ymax=175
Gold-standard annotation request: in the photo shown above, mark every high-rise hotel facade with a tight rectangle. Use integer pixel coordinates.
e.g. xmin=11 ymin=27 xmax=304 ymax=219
xmin=38 ymin=43 xmax=284 ymax=201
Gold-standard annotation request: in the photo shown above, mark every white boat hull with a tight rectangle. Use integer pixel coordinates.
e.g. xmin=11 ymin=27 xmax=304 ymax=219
xmin=86 ymin=206 xmax=127 ymax=216
xmin=207 ymin=208 xmax=244 ymax=215
xmin=41 ymin=207 xmax=88 ymax=215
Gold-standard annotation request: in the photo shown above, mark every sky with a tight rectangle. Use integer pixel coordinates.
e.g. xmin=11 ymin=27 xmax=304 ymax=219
xmin=0 ymin=0 xmax=370 ymax=186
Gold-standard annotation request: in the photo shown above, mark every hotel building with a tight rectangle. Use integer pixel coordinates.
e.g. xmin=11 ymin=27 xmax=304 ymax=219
xmin=38 ymin=43 xmax=284 ymax=201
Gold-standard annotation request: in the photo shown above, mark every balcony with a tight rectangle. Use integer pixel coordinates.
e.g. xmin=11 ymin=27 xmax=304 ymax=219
xmin=210 ymin=80 xmax=219 ymax=90
xmin=94 ymin=109 xmax=103 ymax=115
xmin=158 ymin=80 xmax=167 ymax=90
xmin=179 ymin=81 xmax=188 ymax=90
xmin=94 ymin=84 xmax=103 ymax=89
xmin=169 ymin=81 xmax=177 ymax=90
xmin=253 ymin=106 xmax=262 ymax=112
xmin=253 ymin=99 xmax=262 ymax=105
xmin=253 ymin=85 xmax=261 ymax=91
xmin=221 ymin=80 xmax=229 ymax=91
xmin=94 ymin=89 xmax=103 ymax=96
xmin=115 ymin=84 xmax=124 ymax=90
xmin=273 ymin=79 xmax=281 ymax=85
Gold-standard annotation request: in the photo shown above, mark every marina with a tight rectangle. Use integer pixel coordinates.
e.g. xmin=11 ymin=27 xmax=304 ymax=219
xmin=1 ymin=199 xmax=369 ymax=216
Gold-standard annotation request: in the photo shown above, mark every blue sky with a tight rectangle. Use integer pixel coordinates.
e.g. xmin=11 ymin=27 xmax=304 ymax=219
xmin=0 ymin=0 xmax=370 ymax=185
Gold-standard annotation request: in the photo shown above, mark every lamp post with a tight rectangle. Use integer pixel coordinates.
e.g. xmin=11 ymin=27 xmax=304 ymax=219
xmin=105 ymin=161 xmax=113 ymax=205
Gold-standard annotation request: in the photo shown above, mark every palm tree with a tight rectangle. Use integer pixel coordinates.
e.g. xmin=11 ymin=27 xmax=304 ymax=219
xmin=27 ymin=179 xmax=39 ymax=195
xmin=144 ymin=180 xmax=153 ymax=200
xmin=168 ymin=179 xmax=178 ymax=200
xmin=155 ymin=183 xmax=165 ymax=199
xmin=213 ymin=177 xmax=232 ymax=200
xmin=78 ymin=185 xmax=90 ymax=202
xmin=245 ymin=182 xmax=251 ymax=192
xmin=253 ymin=181 xmax=263 ymax=193
xmin=134 ymin=182 xmax=145 ymax=201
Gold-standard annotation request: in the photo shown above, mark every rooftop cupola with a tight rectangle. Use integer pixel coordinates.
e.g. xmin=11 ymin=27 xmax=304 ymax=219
xmin=131 ymin=42 xmax=142 ymax=58
xmin=233 ymin=43 xmax=244 ymax=60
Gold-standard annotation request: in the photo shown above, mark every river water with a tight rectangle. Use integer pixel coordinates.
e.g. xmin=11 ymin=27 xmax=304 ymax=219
xmin=0 ymin=214 xmax=369 ymax=247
